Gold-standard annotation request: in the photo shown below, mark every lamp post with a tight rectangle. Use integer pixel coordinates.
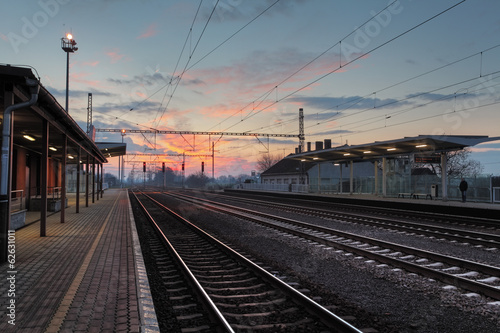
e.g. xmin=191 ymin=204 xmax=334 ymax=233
xmin=61 ymin=33 xmax=78 ymax=113
xmin=120 ymin=130 xmax=126 ymax=188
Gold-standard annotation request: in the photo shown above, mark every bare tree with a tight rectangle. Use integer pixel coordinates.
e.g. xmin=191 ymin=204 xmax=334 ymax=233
xmin=427 ymin=148 xmax=483 ymax=177
xmin=256 ymin=153 xmax=283 ymax=173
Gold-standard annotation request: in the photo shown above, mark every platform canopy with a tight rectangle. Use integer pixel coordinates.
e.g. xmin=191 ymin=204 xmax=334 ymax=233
xmin=287 ymin=135 xmax=500 ymax=163
xmin=96 ymin=142 xmax=127 ymax=159
xmin=0 ymin=64 xmax=107 ymax=164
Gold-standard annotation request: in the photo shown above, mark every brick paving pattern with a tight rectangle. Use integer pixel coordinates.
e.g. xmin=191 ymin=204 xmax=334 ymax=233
xmin=0 ymin=189 xmax=157 ymax=333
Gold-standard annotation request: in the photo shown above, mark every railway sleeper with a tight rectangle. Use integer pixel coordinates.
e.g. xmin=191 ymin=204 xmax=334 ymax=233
xmin=230 ymin=317 xmax=316 ymax=331
xmin=215 ymin=298 xmax=288 ymax=309
xmin=203 ymin=283 xmax=267 ymax=293
xmin=190 ymin=267 xmax=246 ymax=275
xmin=196 ymin=271 xmax=252 ymax=281
xmin=209 ymin=290 xmax=280 ymax=299
xmin=198 ymin=277 xmax=259 ymax=286
xmin=182 ymin=260 xmax=237 ymax=268
xmin=221 ymin=306 xmax=299 ymax=319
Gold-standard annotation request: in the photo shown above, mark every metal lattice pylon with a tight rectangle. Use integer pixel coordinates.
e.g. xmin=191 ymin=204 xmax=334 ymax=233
xmin=87 ymin=93 xmax=92 ymax=136
xmin=299 ymin=108 xmax=305 ymax=153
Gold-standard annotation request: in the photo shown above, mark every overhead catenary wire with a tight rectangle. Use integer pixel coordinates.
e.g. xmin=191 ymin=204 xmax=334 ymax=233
xmin=311 ymin=68 xmax=500 ymax=132
xmin=96 ymin=1 xmax=491 ymax=161
xmin=145 ymin=0 xmax=282 ymax=133
xmin=337 ymin=72 xmax=500 ymax=136
xmin=244 ymin=28 xmax=499 ymax=136
xmin=150 ymin=0 xmax=205 ymax=128
xmin=220 ymin=0 xmax=468 ymax=132
xmin=153 ymin=0 xmax=220 ymax=130
xmin=210 ymin=0 xmax=401 ymax=132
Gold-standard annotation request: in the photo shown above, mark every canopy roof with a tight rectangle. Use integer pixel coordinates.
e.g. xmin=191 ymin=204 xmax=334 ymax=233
xmin=287 ymin=135 xmax=500 ymax=163
xmin=1 ymin=64 xmax=107 ymax=164
xmin=96 ymin=142 xmax=127 ymax=159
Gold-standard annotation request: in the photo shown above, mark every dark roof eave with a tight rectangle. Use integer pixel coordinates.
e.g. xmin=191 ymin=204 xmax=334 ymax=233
xmin=37 ymin=81 xmax=107 ymax=163
xmin=286 ymin=135 xmax=500 ymax=163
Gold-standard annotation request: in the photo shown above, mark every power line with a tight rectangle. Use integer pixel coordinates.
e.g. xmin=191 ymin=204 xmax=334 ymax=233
xmin=312 ymin=69 xmax=500 ymax=133
xmin=208 ymin=0 xmax=401 ymax=131
xmin=220 ymin=0 xmax=468 ymax=133
xmin=247 ymin=36 xmax=500 ymax=137
xmin=138 ymin=0 xmax=282 ymax=132
xmin=153 ymin=0 xmax=220 ymax=130
xmin=343 ymin=75 xmax=500 ymax=134
xmin=352 ymin=99 xmax=500 ymax=138
xmin=150 ymin=0 xmax=205 ymax=128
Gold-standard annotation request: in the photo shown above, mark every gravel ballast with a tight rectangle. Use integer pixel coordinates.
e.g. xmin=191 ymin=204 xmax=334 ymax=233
xmin=136 ymin=191 xmax=500 ymax=332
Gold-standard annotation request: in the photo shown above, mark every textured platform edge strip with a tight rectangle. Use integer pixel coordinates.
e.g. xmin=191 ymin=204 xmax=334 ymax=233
xmin=128 ymin=190 xmax=160 ymax=333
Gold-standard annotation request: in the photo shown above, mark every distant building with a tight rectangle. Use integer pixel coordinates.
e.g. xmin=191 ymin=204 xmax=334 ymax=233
xmin=260 ymin=158 xmax=315 ymax=185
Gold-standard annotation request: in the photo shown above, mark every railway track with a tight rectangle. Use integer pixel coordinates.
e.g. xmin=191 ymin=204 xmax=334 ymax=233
xmin=187 ymin=191 xmax=500 ymax=249
xmin=131 ymin=190 xmax=364 ymax=332
xmin=163 ymin=191 xmax=500 ymax=302
xmin=222 ymin=191 xmax=500 ymax=230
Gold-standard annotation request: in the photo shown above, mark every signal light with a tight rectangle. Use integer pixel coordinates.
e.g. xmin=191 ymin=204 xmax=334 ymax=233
xmin=162 ymin=162 xmax=165 ymax=173
xmin=143 ymin=162 xmax=146 ymax=172
xmin=182 ymin=163 xmax=185 ymax=171
xmin=201 ymin=161 xmax=204 ymax=173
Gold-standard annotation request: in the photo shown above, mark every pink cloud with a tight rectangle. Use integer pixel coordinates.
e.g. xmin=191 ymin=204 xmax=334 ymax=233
xmin=105 ymin=48 xmax=129 ymax=64
xmin=82 ymin=60 xmax=99 ymax=67
xmin=189 ymin=48 xmax=355 ymax=102
xmin=71 ymin=72 xmax=100 ymax=87
xmin=137 ymin=23 xmax=158 ymax=39
xmin=470 ymin=147 xmax=500 ymax=153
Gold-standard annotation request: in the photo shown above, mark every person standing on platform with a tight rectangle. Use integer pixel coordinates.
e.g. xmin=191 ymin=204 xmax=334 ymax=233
xmin=459 ymin=178 xmax=468 ymax=202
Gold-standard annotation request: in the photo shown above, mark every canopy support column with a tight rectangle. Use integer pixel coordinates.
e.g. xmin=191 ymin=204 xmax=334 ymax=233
xmin=76 ymin=147 xmax=81 ymax=213
xmin=40 ymin=119 xmax=48 ymax=237
xmin=349 ymin=161 xmax=354 ymax=194
xmin=60 ymin=134 xmax=67 ymax=223
xmin=382 ymin=157 xmax=387 ymax=197
xmin=441 ymin=152 xmax=448 ymax=201
xmin=92 ymin=158 xmax=95 ymax=204
xmin=85 ymin=155 xmax=89 ymax=207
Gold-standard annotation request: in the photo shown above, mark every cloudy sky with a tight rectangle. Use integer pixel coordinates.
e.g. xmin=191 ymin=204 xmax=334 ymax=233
xmin=2 ymin=0 xmax=500 ymax=177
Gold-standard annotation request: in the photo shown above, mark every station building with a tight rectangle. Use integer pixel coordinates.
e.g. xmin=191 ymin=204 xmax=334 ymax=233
xmin=0 ymin=65 xmax=125 ymax=263
xmin=254 ymin=135 xmax=500 ymax=202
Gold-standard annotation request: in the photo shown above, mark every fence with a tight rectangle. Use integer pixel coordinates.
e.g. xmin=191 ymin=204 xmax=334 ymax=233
xmin=237 ymin=183 xmax=308 ymax=193
xmin=237 ymin=175 xmax=498 ymax=203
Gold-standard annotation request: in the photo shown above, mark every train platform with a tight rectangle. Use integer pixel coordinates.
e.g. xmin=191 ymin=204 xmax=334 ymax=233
xmin=226 ymin=188 xmax=500 ymax=219
xmin=316 ymin=192 xmax=500 ymax=210
xmin=0 ymin=189 xmax=159 ymax=332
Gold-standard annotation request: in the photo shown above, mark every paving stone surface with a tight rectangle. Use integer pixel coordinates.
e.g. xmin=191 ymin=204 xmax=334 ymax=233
xmin=0 ymin=189 xmax=158 ymax=332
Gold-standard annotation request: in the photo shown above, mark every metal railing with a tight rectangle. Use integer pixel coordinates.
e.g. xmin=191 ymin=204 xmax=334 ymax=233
xmin=237 ymin=183 xmax=308 ymax=193
xmin=10 ymin=189 xmax=24 ymax=212
xmin=48 ymin=187 xmax=62 ymax=200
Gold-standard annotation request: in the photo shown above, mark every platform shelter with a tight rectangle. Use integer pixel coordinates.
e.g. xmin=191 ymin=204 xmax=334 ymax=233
xmin=286 ymin=135 xmax=500 ymax=199
xmin=0 ymin=65 xmax=122 ymax=263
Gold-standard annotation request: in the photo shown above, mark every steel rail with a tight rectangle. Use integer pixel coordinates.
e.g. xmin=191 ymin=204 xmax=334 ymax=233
xmin=211 ymin=194 xmax=500 ymax=248
xmin=166 ymin=191 xmax=500 ymax=301
xmin=131 ymin=191 xmax=235 ymax=333
xmin=224 ymin=190 xmax=500 ymax=227
xmin=143 ymin=192 xmax=363 ymax=333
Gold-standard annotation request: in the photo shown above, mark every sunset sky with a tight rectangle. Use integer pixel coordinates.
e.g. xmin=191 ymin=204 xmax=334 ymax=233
xmin=2 ymin=0 xmax=500 ymax=178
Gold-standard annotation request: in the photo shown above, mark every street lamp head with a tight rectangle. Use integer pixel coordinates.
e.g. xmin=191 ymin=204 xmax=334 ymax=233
xmin=61 ymin=33 xmax=78 ymax=53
